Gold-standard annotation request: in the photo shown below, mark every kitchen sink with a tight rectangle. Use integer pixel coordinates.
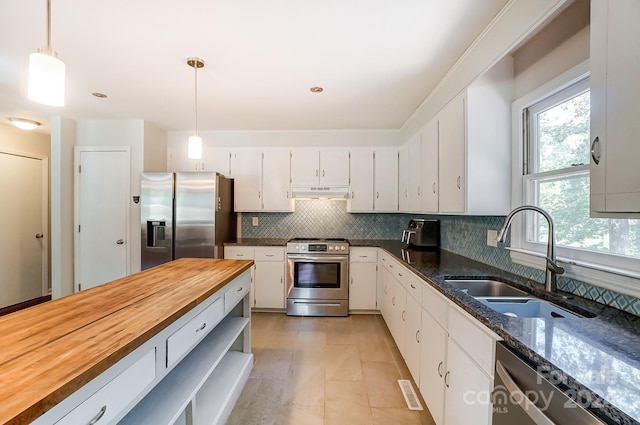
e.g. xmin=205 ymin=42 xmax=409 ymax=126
xmin=444 ymin=278 xmax=530 ymax=297
xmin=475 ymin=297 xmax=584 ymax=319
xmin=445 ymin=278 xmax=590 ymax=319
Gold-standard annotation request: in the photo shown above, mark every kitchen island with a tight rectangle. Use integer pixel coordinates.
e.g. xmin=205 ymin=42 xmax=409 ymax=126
xmin=0 ymin=258 xmax=253 ymax=425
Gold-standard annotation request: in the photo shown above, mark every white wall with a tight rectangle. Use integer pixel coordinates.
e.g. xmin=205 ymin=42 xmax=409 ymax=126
xmin=50 ymin=117 xmax=76 ymax=298
xmin=0 ymin=122 xmax=50 ymax=157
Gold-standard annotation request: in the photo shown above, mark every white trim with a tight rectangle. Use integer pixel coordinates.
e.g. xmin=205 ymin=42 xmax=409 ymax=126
xmin=510 ymin=59 xmax=640 ymax=299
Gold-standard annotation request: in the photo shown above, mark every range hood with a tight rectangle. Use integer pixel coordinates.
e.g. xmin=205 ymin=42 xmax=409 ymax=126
xmin=291 ymin=185 xmax=349 ymax=199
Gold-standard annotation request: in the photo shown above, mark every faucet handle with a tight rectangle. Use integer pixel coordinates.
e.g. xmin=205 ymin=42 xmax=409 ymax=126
xmin=545 ymin=257 xmax=565 ymax=275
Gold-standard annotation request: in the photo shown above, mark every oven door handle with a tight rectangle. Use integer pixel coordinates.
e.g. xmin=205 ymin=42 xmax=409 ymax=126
xmin=495 ymin=361 xmax=555 ymax=425
xmin=287 ymin=254 xmax=349 ymax=262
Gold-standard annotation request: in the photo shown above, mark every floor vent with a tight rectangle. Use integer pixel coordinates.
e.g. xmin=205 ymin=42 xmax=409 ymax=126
xmin=398 ymin=379 xmax=423 ymax=411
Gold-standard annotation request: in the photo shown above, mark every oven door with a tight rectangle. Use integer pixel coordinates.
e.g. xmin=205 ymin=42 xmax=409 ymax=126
xmin=286 ymin=254 xmax=349 ymax=300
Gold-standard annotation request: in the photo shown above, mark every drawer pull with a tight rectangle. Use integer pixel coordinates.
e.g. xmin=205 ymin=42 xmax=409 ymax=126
xmin=87 ymin=405 xmax=107 ymax=425
xmin=410 ymin=284 xmax=416 ymax=289
xmin=445 ymin=371 xmax=450 ymax=388
xmin=266 ymin=254 xmax=274 ymax=257
xmin=398 ymin=272 xmax=403 ymax=277
xmin=236 ymin=254 xmax=244 ymax=257
xmin=196 ymin=323 xmax=207 ymax=332
xmin=437 ymin=361 xmax=443 ymax=378
xmin=358 ymin=255 xmax=368 ymax=258
xmin=237 ymin=286 xmax=244 ymax=292
xmin=416 ymin=330 xmax=420 ymax=343
xmin=402 ymin=310 xmax=406 ymax=321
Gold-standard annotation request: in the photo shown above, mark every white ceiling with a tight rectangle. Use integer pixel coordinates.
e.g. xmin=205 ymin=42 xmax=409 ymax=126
xmin=0 ymin=0 xmax=508 ymax=134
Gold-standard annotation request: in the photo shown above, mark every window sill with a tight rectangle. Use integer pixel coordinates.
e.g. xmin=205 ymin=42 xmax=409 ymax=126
xmin=508 ymin=248 xmax=640 ymax=299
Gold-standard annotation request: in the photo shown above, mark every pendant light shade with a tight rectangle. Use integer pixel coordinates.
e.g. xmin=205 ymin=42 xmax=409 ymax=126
xmin=28 ymin=0 xmax=65 ymax=106
xmin=187 ymin=57 xmax=204 ymax=160
xmin=28 ymin=50 xmax=65 ymax=106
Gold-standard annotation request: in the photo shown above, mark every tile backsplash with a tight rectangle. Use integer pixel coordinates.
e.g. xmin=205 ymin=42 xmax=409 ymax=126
xmin=241 ymin=200 xmax=640 ymax=316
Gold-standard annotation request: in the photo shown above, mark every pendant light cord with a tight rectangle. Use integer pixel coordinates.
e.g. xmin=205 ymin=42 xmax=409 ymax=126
xmin=194 ymin=61 xmax=198 ymax=134
xmin=46 ymin=0 xmax=52 ymax=50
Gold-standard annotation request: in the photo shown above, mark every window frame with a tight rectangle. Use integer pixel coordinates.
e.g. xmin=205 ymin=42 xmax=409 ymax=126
xmin=510 ymin=60 xmax=640 ymax=298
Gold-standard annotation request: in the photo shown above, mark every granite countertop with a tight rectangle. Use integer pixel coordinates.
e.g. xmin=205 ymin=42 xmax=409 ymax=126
xmin=225 ymin=238 xmax=290 ymax=246
xmin=225 ymin=237 xmax=640 ymax=423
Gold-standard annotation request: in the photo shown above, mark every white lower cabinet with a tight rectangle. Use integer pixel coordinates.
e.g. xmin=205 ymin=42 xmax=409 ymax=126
xmin=225 ymin=246 xmax=286 ymax=310
xmin=377 ymin=249 xmax=500 ymax=425
xmin=349 ymin=248 xmax=378 ymax=310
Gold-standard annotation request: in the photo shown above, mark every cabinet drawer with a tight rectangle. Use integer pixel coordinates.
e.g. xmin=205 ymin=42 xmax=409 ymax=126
xmin=254 ymin=247 xmax=284 ymax=261
xmin=56 ymin=349 xmax=156 ymax=425
xmin=167 ymin=296 xmax=224 ymax=368
xmin=224 ymin=247 xmax=254 ymax=259
xmin=404 ymin=273 xmax=422 ymax=302
xmin=448 ymin=306 xmax=498 ymax=376
xmin=391 ymin=260 xmax=409 ymax=287
xmin=422 ymin=283 xmax=448 ymax=328
xmin=224 ymin=271 xmax=251 ymax=312
xmin=350 ymin=248 xmax=377 ymax=263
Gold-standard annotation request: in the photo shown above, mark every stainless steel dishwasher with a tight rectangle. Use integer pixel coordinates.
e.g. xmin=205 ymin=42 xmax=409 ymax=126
xmin=492 ymin=343 xmax=605 ymax=424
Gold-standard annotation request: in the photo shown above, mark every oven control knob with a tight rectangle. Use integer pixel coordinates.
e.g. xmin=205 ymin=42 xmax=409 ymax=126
xmin=296 ymin=245 xmax=300 ymax=250
xmin=340 ymin=246 xmax=346 ymax=251
xmin=329 ymin=246 xmax=334 ymax=251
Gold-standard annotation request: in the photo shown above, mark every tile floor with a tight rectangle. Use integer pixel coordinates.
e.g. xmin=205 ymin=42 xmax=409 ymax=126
xmin=226 ymin=313 xmax=436 ymax=425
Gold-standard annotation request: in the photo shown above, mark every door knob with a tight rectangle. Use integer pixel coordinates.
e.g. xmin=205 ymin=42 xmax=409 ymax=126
xmin=35 ymin=233 xmax=44 ymax=239
xmin=116 ymin=239 xmax=125 ymax=245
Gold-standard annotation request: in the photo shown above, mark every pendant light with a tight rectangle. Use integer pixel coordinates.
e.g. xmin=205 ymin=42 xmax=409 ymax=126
xmin=187 ymin=57 xmax=204 ymax=160
xmin=28 ymin=0 xmax=65 ymax=106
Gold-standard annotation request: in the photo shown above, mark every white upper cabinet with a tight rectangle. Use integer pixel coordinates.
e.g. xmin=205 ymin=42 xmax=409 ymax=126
xmin=438 ymin=56 xmax=513 ymax=215
xmin=167 ymin=144 xmax=201 ymax=172
xmin=262 ymin=149 xmax=294 ymax=212
xmin=231 ymin=150 xmax=262 ymax=212
xmin=374 ymin=148 xmax=399 ymax=212
xmin=398 ymin=145 xmax=410 ymax=212
xmin=291 ymin=149 xmax=350 ymax=187
xmin=407 ymin=133 xmax=423 ymax=212
xmin=420 ymin=119 xmax=439 ymax=213
xmin=590 ymin=0 xmax=640 ymax=214
xmin=202 ymin=147 xmax=231 ymax=176
xmin=348 ymin=149 xmax=375 ymax=212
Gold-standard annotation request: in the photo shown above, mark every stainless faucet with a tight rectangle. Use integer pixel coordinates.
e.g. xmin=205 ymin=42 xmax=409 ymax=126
xmin=496 ymin=205 xmax=564 ymax=293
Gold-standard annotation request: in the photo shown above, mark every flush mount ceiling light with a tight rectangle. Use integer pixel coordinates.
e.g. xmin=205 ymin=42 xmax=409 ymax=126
xmin=28 ymin=0 xmax=65 ymax=106
xmin=8 ymin=118 xmax=41 ymax=130
xmin=310 ymin=87 xmax=324 ymax=93
xmin=187 ymin=57 xmax=204 ymax=160
xmin=92 ymin=92 xmax=107 ymax=98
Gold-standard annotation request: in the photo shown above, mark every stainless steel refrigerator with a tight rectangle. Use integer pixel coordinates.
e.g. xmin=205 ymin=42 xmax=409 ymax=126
xmin=140 ymin=172 xmax=236 ymax=270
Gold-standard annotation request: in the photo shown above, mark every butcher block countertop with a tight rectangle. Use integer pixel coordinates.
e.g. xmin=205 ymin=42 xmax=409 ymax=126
xmin=0 ymin=258 xmax=253 ymax=425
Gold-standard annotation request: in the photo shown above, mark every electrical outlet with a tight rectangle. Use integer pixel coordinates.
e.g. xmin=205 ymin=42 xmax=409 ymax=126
xmin=487 ymin=230 xmax=498 ymax=247
xmin=252 ymin=217 xmax=259 ymax=226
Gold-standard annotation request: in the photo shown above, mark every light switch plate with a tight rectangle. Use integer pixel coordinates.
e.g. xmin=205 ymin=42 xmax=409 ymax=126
xmin=252 ymin=217 xmax=259 ymax=226
xmin=487 ymin=230 xmax=498 ymax=247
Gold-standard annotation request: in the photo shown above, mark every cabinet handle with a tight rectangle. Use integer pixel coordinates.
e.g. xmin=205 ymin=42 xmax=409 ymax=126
xmin=116 ymin=239 xmax=124 ymax=245
xmin=432 ymin=182 xmax=436 ymax=193
xmin=444 ymin=371 xmax=450 ymax=388
xmin=591 ymin=136 xmax=601 ymax=165
xmin=410 ymin=284 xmax=416 ymax=289
xmin=266 ymin=254 xmax=274 ymax=257
xmin=392 ymin=296 xmax=395 ymax=306
xmin=389 ymin=264 xmax=393 ymax=269
xmin=417 ymin=186 xmax=421 ymax=196
xmin=35 ymin=233 xmax=44 ymax=239
xmin=87 ymin=405 xmax=107 ymax=425
xmin=350 ymin=277 xmax=353 ymax=285
xmin=358 ymin=255 xmax=368 ymax=258
xmin=456 ymin=176 xmax=461 ymax=189
xmin=376 ymin=191 xmax=380 ymax=199
xmin=404 ymin=189 xmax=408 ymax=198
xmin=351 ymin=191 xmax=355 ymax=199
xmin=416 ymin=330 xmax=420 ymax=343
xmin=196 ymin=323 xmax=207 ymax=332
xmin=287 ymin=190 xmax=289 ymax=199
xmin=258 ymin=190 xmax=261 ymax=198
xmin=237 ymin=286 xmax=243 ymax=292
xmin=316 ymin=169 xmax=319 ymax=177
xmin=402 ymin=310 xmax=406 ymax=321
xmin=236 ymin=254 xmax=244 ymax=257
xmin=322 ymin=169 xmax=325 ymax=177
xmin=437 ymin=361 xmax=443 ymax=378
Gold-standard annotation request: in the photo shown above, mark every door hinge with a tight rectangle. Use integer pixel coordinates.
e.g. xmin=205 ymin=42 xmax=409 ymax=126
xmin=78 ymin=283 xmax=82 ymax=291
xmin=78 ymin=225 xmax=81 ymax=232
xmin=78 ymin=165 xmax=81 ymax=173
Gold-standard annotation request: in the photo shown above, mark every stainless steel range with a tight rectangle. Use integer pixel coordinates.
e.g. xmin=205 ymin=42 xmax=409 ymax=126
xmin=286 ymin=238 xmax=349 ymax=317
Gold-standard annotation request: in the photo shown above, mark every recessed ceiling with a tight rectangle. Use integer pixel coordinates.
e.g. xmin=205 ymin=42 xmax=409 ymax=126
xmin=0 ymin=0 xmax=508 ymax=133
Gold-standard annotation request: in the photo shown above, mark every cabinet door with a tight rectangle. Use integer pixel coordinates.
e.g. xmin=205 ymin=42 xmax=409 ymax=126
xmin=390 ymin=278 xmax=406 ymax=355
xmin=290 ymin=149 xmax=319 ymax=186
xmin=167 ymin=145 xmax=201 ymax=172
xmin=590 ymin=0 xmax=640 ymax=213
xmin=398 ymin=145 xmax=410 ymax=212
xmin=438 ymin=94 xmax=465 ymax=214
xmin=231 ymin=151 xmax=262 ymax=212
xmin=421 ymin=119 xmax=439 ymax=212
xmin=254 ymin=261 xmax=285 ymax=309
xmin=349 ymin=262 xmax=377 ymax=310
xmin=380 ymin=268 xmax=395 ymax=326
xmin=320 ymin=149 xmax=350 ymax=186
xmin=262 ymin=149 xmax=294 ymax=212
xmin=407 ymin=133 xmax=422 ymax=212
xmin=374 ymin=149 xmax=399 ymax=212
xmin=403 ymin=294 xmax=421 ymax=384
xmin=419 ymin=311 xmax=447 ymax=425
xmin=202 ymin=148 xmax=231 ymax=176
xmin=444 ymin=340 xmax=493 ymax=425
xmin=347 ymin=150 xmax=374 ymax=212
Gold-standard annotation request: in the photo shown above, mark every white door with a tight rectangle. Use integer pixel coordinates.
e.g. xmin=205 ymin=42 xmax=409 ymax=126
xmin=0 ymin=151 xmax=47 ymax=307
xmin=76 ymin=148 xmax=130 ymax=291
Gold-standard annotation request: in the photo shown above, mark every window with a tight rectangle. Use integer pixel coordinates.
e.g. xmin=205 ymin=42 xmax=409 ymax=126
xmin=511 ymin=62 xmax=640 ymax=292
